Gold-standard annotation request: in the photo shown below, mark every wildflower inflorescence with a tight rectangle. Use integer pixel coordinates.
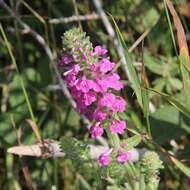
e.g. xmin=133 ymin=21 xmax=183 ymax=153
xmin=60 ymin=28 xmax=130 ymax=166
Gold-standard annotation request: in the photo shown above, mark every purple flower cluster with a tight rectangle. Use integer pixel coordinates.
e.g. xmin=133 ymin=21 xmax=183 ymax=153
xmin=60 ymin=45 xmax=127 ymax=138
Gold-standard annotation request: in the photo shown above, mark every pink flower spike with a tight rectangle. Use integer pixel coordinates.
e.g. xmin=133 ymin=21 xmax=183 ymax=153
xmin=117 ymin=152 xmax=131 ymax=163
xmin=110 ymin=120 xmax=126 ymax=134
xmin=90 ymin=123 xmax=104 ymax=139
xmin=98 ymin=154 xmax=111 ymax=166
xmin=94 ymin=45 xmax=108 ymax=56
xmin=99 ymin=58 xmax=115 ymax=73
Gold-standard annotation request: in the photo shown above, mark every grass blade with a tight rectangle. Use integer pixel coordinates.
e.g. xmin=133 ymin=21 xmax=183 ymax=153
xmin=170 ymin=156 xmax=190 ymax=177
xmin=163 ymin=0 xmax=178 ymax=57
xmin=109 ymin=13 xmax=143 ymax=108
xmin=141 ymin=41 xmax=151 ymax=136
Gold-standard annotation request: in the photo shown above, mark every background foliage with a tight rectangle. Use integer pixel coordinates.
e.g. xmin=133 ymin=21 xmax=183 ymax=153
xmin=0 ymin=0 xmax=190 ymax=189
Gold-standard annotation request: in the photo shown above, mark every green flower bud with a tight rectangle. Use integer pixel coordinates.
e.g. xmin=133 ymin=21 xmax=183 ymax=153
xmin=62 ymin=28 xmax=93 ymax=62
xmin=141 ymin=151 xmax=164 ymax=190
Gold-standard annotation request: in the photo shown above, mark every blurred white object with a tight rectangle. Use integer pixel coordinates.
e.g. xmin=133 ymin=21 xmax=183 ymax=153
xmin=7 ymin=139 xmax=65 ymax=158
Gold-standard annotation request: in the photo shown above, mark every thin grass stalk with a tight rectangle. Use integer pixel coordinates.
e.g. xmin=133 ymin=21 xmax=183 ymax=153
xmin=163 ymin=0 xmax=178 ymax=57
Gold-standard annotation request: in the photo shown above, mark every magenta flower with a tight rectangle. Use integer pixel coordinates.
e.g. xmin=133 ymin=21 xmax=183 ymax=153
xmin=105 ymin=73 xmax=123 ymax=90
xmin=99 ymin=58 xmax=115 ymax=73
xmin=98 ymin=154 xmax=111 ymax=166
xmin=94 ymin=77 xmax=109 ymax=92
xmin=112 ymin=97 xmax=126 ymax=112
xmin=117 ymin=152 xmax=131 ymax=163
xmin=64 ymin=74 xmax=77 ymax=87
xmin=110 ymin=120 xmax=126 ymax=134
xmin=89 ymin=123 xmax=104 ymax=139
xmin=93 ymin=108 xmax=107 ymax=122
xmin=98 ymin=93 xmax=116 ymax=108
xmin=76 ymin=75 xmax=92 ymax=93
xmin=82 ymin=91 xmax=96 ymax=106
xmin=94 ymin=45 xmax=108 ymax=56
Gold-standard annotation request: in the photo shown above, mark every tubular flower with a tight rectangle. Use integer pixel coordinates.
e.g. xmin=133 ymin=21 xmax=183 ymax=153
xmin=98 ymin=154 xmax=112 ymax=166
xmin=98 ymin=149 xmax=112 ymax=167
xmin=89 ymin=122 xmax=104 ymax=139
xmin=117 ymin=151 xmax=131 ymax=163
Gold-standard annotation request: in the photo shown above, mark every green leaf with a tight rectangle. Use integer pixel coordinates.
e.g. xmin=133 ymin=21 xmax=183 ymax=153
xmin=144 ymin=52 xmax=164 ymax=75
xmin=177 ymin=88 xmax=190 ymax=109
xmin=150 ymin=105 xmax=190 ymax=144
xmin=122 ymin=135 xmax=142 ymax=151
xmin=169 ymin=78 xmax=183 ymax=90
xmin=24 ymin=68 xmax=41 ymax=84
xmin=142 ymin=7 xmax=159 ymax=29
xmin=147 ymin=88 xmax=190 ymax=118
xmin=67 ymin=109 xmax=80 ymax=128
xmin=0 ymin=113 xmax=36 ymax=145
xmin=152 ymin=78 xmax=165 ymax=92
